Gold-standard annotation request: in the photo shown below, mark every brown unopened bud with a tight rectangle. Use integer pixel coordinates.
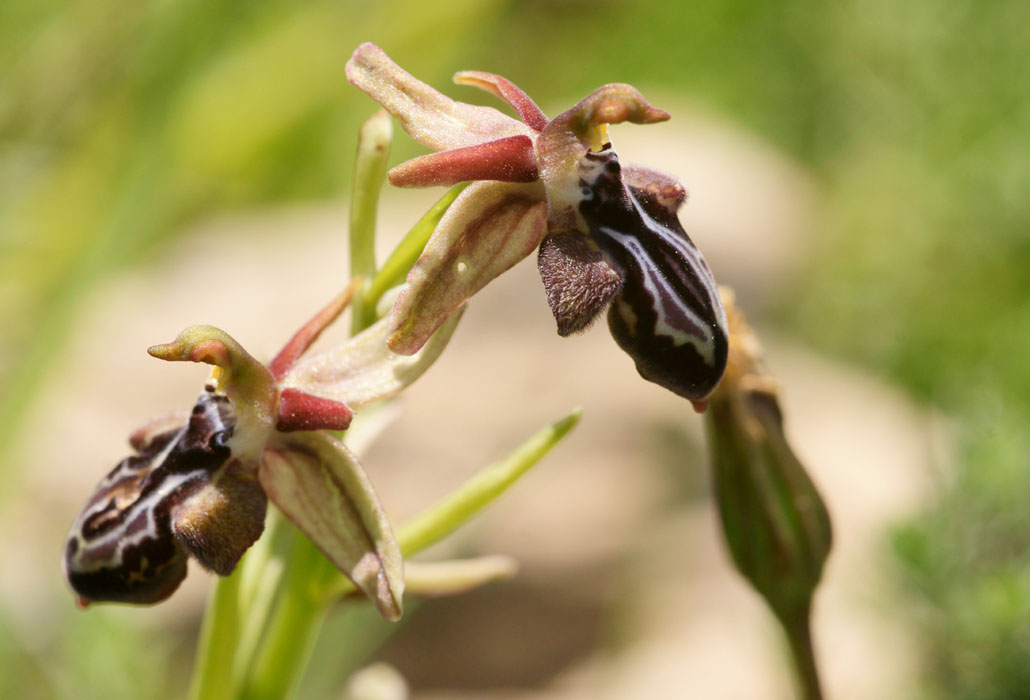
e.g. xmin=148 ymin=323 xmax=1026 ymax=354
xmin=705 ymin=288 xmax=831 ymax=699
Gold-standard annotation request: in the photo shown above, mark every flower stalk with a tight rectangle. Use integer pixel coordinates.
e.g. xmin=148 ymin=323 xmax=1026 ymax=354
xmin=239 ymin=535 xmax=339 ymax=700
xmin=187 ymin=565 xmax=243 ymax=700
xmin=366 ymin=183 xmax=467 ymax=295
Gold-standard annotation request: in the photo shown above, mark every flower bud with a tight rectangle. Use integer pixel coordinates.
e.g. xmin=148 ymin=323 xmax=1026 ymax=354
xmin=704 ymin=289 xmax=831 ymax=623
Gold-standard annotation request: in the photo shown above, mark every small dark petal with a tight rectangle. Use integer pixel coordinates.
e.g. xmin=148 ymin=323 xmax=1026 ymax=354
xmin=622 ymin=165 xmax=687 ymax=221
xmin=128 ymin=413 xmax=188 ymax=452
xmin=537 ymin=232 xmax=623 ymax=336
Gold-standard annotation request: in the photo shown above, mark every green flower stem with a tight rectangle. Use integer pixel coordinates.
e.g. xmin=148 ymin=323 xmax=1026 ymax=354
xmin=238 ymin=536 xmax=338 ymax=700
xmin=349 ymin=110 xmax=393 ymax=334
xmin=187 ymin=502 xmax=287 ymax=700
xmin=187 ymin=565 xmax=243 ymax=700
xmin=780 ymin=607 xmax=824 ymax=700
xmin=232 ymin=510 xmax=288 ymax=689
xmin=236 ymin=510 xmax=281 ymax=612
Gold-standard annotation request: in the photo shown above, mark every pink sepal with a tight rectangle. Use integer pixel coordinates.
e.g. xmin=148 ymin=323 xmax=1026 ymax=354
xmin=346 ymin=43 xmax=533 ymax=152
xmin=389 ymin=135 xmax=538 ymax=188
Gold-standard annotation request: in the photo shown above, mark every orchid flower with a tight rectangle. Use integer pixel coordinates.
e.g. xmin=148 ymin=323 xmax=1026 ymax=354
xmin=63 ymin=282 xmax=462 ymax=621
xmin=346 ymin=43 xmax=729 ymax=406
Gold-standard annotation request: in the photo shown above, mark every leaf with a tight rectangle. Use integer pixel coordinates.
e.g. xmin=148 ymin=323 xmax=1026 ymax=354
xmin=332 ymin=556 xmax=517 ymax=601
xmin=393 ymin=556 xmax=518 ymax=598
xmin=320 ymin=411 xmax=580 ymax=602
xmin=398 ymin=408 xmax=581 ymax=556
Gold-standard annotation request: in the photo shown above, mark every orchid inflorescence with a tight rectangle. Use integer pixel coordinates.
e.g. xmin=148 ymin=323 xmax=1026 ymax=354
xmin=64 ymin=43 xmax=729 ymax=621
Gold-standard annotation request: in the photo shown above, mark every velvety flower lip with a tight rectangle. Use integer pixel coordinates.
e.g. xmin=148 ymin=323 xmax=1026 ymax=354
xmin=345 ymin=43 xmax=729 ymax=406
xmin=63 ymin=284 xmax=462 ymax=620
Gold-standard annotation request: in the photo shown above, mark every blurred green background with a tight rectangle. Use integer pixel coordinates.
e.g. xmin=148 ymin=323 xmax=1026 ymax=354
xmin=2 ymin=0 xmax=1028 ymax=698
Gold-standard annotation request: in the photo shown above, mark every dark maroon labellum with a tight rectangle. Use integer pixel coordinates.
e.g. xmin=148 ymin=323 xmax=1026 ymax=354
xmin=579 ymin=148 xmax=728 ymax=401
xmin=62 ymin=391 xmax=262 ymax=605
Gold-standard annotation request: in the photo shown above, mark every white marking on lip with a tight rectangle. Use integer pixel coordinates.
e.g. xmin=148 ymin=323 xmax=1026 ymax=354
xmin=71 ymin=425 xmax=197 ymax=573
xmin=599 ymin=224 xmax=717 ymax=365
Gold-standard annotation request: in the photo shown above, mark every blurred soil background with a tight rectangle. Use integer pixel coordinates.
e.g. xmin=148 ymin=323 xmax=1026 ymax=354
xmin=1 ymin=1 xmax=1028 ymax=699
